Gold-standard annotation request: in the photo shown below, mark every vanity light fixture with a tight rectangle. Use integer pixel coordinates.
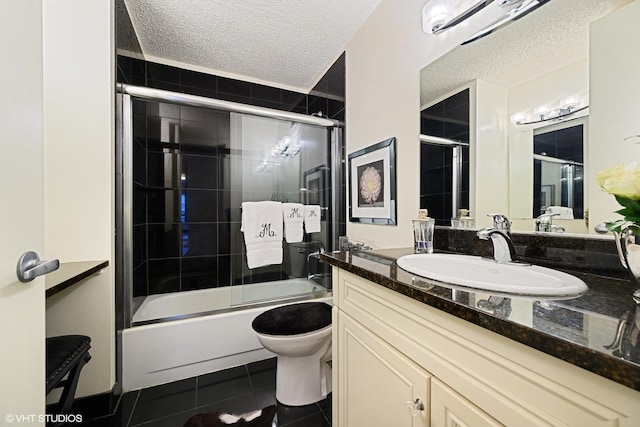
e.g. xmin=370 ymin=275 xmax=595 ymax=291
xmin=422 ymin=0 xmax=546 ymax=38
xmin=511 ymin=95 xmax=588 ymax=125
xmin=423 ymin=0 xmax=494 ymax=35
xmin=462 ymin=0 xmax=550 ymax=44
xmin=422 ymin=0 xmax=455 ymax=34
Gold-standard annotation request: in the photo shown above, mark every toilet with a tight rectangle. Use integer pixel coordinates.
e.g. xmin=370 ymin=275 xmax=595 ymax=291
xmin=251 ymin=301 xmax=332 ymax=406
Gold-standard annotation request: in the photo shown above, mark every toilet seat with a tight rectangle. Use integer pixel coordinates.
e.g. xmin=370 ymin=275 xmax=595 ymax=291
xmin=252 ymin=302 xmax=331 ymax=335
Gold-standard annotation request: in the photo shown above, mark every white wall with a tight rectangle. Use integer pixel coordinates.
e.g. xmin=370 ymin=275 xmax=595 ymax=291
xmin=43 ymin=0 xmax=115 ymax=398
xmin=508 ymin=58 xmax=589 ymax=133
xmin=474 ymin=80 xmax=509 ymax=229
xmin=344 ymin=1 xmax=518 ymax=248
xmin=589 ymin=0 xmax=640 ymax=231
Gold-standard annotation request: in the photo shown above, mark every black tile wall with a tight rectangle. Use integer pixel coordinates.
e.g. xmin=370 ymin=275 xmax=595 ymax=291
xmin=420 ymin=88 xmax=470 ymax=225
xmin=117 ymin=55 xmax=335 ymax=115
xmin=122 ymin=54 xmax=346 ymax=297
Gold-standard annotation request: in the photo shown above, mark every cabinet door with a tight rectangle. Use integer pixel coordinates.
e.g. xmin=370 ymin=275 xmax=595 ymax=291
xmin=337 ymin=312 xmax=430 ymax=427
xmin=431 ymin=378 xmax=503 ymax=427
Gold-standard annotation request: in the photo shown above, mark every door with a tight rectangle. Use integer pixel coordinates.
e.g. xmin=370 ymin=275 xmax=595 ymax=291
xmin=0 ymin=1 xmax=46 ymax=420
xmin=337 ymin=311 xmax=430 ymax=427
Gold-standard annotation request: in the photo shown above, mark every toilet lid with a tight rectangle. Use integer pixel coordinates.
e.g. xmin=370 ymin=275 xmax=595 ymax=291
xmin=252 ymin=302 xmax=332 ymax=335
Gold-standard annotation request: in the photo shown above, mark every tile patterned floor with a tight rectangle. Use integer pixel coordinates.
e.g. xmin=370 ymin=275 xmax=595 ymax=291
xmin=78 ymin=358 xmax=331 ymax=426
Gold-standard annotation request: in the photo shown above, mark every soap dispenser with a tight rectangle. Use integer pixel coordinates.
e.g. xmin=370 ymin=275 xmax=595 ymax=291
xmin=452 ymin=209 xmax=475 ymax=229
xmin=413 ymin=209 xmax=435 ymax=253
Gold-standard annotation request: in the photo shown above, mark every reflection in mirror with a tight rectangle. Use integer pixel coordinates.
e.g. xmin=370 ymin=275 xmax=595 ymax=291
xmin=533 ymin=119 xmax=585 ymax=220
xmin=419 ymin=89 xmax=470 ymax=226
xmin=419 ymin=0 xmax=631 ymax=234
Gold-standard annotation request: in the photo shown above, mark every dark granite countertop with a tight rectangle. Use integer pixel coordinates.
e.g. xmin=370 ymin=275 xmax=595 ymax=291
xmin=45 ymin=260 xmax=109 ymax=298
xmin=322 ymin=246 xmax=640 ymax=392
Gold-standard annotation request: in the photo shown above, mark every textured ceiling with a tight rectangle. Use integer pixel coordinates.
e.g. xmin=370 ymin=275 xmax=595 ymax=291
xmin=122 ymin=0 xmax=383 ymax=91
xmin=420 ymin=0 xmax=632 ymax=107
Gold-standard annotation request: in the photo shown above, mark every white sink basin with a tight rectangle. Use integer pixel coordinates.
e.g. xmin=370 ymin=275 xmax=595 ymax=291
xmin=396 ymin=254 xmax=588 ymax=297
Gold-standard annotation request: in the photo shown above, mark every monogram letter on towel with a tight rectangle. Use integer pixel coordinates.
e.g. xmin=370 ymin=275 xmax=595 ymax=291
xmin=241 ymin=201 xmax=283 ymax=269
xmin=304 ymin=205 xmax=321 ymax=233
xmin=282 ymin=203 xmax=304 ymax=243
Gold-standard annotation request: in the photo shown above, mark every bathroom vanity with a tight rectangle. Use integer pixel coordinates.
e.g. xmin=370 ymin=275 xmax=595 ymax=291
xmin=322 ymin=248 xmax=640 ymax=426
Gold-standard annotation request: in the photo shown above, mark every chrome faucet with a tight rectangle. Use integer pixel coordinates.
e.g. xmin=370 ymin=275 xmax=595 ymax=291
xmin=477 ymin=228 xmax=517 ymax=263
xmin=487 ymin=213 xmax=511 ymax=235
xmin=535 ymin=213 xmax=563 ymax=232
xmin=307 ymin=245 xmax=325 ymax=280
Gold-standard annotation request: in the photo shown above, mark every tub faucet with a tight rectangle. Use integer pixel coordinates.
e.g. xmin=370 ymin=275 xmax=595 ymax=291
xmin=307 ymin=246 xmax=325 ymax=280
xmin=477 ymin=228 xmax=517 ymax=263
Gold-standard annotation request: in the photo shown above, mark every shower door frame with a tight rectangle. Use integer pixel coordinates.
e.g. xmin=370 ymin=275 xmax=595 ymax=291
xmin=115 ymin=86 xmax=342 ymax=328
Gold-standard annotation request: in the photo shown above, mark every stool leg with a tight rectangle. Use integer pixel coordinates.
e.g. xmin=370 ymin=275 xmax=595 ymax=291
xmin=56 ymin=353 xmax=91 ymax=414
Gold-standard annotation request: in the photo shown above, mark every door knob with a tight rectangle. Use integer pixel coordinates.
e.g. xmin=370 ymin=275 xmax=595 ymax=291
xmin=16 ymin=251 xmax=59 ymax=282
xmin=405 ymin=398 xmax=425 ymax=416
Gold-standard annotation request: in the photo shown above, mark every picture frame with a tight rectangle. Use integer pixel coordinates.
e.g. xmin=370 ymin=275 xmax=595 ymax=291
xmin=303 ymin=165 xmax=328 ymax=220
xmin=348 ymin=137 xmax=397 ymax=224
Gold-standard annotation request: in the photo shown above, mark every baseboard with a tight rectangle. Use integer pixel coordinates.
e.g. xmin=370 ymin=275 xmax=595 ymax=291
xmin=47 ymin=384 xmax=120 ymax=421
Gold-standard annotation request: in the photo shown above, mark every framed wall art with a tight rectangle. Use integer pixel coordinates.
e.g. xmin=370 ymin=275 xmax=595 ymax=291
xmin=348 ymin=137 xmax=397 ymax=224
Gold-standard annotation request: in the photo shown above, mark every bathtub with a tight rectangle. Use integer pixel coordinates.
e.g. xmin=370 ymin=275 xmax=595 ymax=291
xmin=122 ymin=278 xmax=331 ymax=392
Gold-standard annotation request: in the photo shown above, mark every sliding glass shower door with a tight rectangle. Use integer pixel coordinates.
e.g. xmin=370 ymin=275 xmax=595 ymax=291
xmin=117 ymin=87 xmax=342 ymax=328
xmin=227 ymin=113 xmax=332 ymax=307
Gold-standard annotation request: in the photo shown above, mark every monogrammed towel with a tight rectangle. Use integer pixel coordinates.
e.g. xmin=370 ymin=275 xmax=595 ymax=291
xmin=304 ymin=205 xmax=321 ymax=233
xmin=241 ymin=201 xmax=283 ymax=269
xmin=282 ymin=203 xmax=304 ymax=243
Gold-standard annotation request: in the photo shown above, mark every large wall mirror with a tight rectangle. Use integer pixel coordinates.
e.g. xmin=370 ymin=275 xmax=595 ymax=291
xmin=419 ymin=0 xmax=639 ymax=235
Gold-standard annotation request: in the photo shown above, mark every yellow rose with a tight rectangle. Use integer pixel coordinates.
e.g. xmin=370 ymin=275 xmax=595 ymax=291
xmin=596 ymin=162 xmax=640 ymax=200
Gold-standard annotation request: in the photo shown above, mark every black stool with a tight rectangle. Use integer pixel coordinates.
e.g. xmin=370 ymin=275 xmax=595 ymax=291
xmin=46 ymin=335 xmax=91 ymax=414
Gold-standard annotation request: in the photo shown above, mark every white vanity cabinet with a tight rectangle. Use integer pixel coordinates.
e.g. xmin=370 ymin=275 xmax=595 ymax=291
xmin=332 ymin=268 xmax=640 ymax=427
xmin=337 ymin=311 xmax=430 ymax=426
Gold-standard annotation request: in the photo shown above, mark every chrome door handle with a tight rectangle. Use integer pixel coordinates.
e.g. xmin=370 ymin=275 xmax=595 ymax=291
xmin=16 ymin=251 xmax=60 ymax=282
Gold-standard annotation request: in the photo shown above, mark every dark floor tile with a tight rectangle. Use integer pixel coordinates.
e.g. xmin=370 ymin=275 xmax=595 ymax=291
xmin=317 ymin=394 xmax=332 ymax=425
xmin=129 ymin=378 xmax=196 ymax=426
xmin=83 ymin=359 xmax=330 ymax=427
xmin=253 ymin=388 xmax=277 ymax=410
xmin=196 ymin=365 xmax=252 ymax=406
xmin=75 ymin=415 xmax=119 ymax=427
xmin=247 ymin=358 xmax=277 ymax=391
xmin=195 ymin=393 xmax=260 ymax=416
xmin=113 ymin=390 xmax=139 ymax=427
xmin=76 ymin=391 xmax=139 ymax=427
xmin=278 ymin=410 xmax=331 ymax=427
xmin=130 ymin=409 xmax=195 ymax=427
xmin=247 ymin=357 xmax=276 ymax=373
xmin=276 ymin=401 xmax=322 ymax=426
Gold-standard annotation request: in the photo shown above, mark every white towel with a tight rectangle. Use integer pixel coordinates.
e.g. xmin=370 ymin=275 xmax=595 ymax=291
xmin=241 ymin=201 xmax=283 ymax=269
xmin=546 ymin=206 xmax=574 ymax=220
xmin=282 ymin=203 xmax=304 ymax=243
xmin=304 ymin=205 xmax=321 ymax=233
